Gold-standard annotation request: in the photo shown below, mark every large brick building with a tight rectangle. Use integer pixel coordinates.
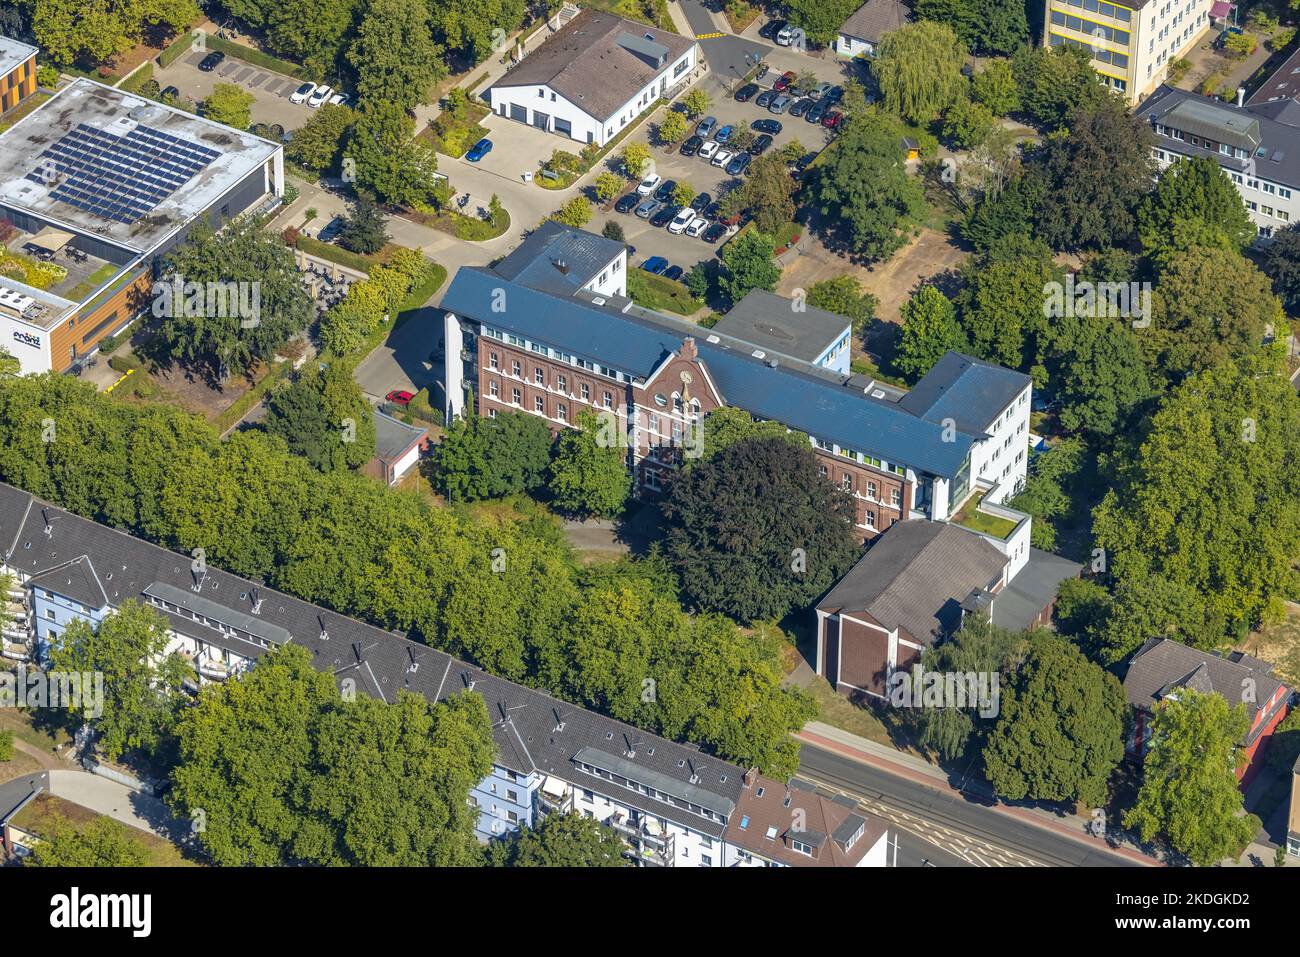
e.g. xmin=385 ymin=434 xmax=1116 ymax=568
xmin=442 ymin=224 xmax=1032 ymax=540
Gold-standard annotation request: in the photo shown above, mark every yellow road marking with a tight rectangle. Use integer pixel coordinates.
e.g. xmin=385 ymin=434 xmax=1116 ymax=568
xmin=104 ymin=368 xmax=135 ymax=393
xmin=695 ymin=32 xmax=726 ymax=39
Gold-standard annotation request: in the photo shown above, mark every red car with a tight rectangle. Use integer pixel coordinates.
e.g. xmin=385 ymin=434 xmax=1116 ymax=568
xmin=821 ymin=110 xmax=843 ymax=130
xmin=386 ymin=389 xmax=415 ymax=406
xmin=772 ymin=71 xmax=796 ymax=93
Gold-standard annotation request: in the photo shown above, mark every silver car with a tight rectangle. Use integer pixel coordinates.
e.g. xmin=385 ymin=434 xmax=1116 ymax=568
xmin=769 ymin=94 xmax=792 ymax=114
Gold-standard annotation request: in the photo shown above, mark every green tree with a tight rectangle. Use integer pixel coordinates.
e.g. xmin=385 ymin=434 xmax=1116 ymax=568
xmin=874 ymin=21 xmax=968 ymax=124
xmin=661 ymin=436 xmax=860 ymax=622
xmin=956 ymin=237 xmax=1060 ymax=371
xmin=896 ymin=284 xmax=965 ymax=381
xmin=807 ymin=274 xmax=879 ymax=334
xmin=785 ymin=0 xmax=860 ymax=45
xmin=0 ymin=347 xmax=19 ymax=378
xmin=286 ymin=102 xmax=355 ymax=173
xmin=428 ymin=0 xmax=526 ymax=63
xmin=594 ymin=171 xmax=625 ymax=203
xmin=348 ymin=102 xmax=440 ymax=208
xmin=28 ymin=816 xmax=150 ymax=867
xmin=720 ymin=229 xmax=780 ymax=303
xmin=547 ymin=410 xmax=631 ymax=518
xmin=621 ymin=142 xmax=651 ymax=179
xmin=1051 ymin=316 xmax=1154 ymax=440
xmin=682 ymin=87 xmax=709 ymax=118
xmin=432 ymin=411 xmax=554 ymax=501
xmin=264 ymin=363 xmax=377 ymax=472
xmin=672 ymin=182 xmax=696 ymax=208
xmin=1006 ymin=437 xmax=1086 ymax=551
xmin=915 ymin=0 xmax=1026 ymax=55
xmin=1260 ymin=223 xmax=1300 ymax=315
xmin=263 ymin=0 xmax=361 ymax=76
xmin=1012 ymin=44 xmax=1107 ymax=131
xmin=961 ymin=165 xmax=1046 ymax=252
xmin=485 ymin=812 xmax=630 ymax=866
xmin=1125 ymin=688 xmax=1260 ymax=866
xmin=982 ymin=632 xmax=1125 ymax=806
xmin=337 ymin=197 xmax=389 ymax=254
xmin=348 ymin=0 xmax=444 ymax=113
xmin=552 ymin=196 xmax=592 ymax=229
xmin=32 ymin=0 xmax=198 ymax=68
xmin=203 ymin=83 xmax=255 ymax=130
xmin=695 ymin=406 xmax=806 ymax=461
xmin=1138 ymin=156 xmax=1257 ymax=265
xmin=602 ymin=219 xmax=625 ymax=243
xmin=941 ymin=96 xmax=995 ymax=150
xmin=658 ymin=110 xmax=687 ymax=144
xmin=47 ymin=601 xmax=189 ymax=762
xmin=722 ymin=153 xmax=795 ymax=234
xmin=970 ymin=58 xmax=1020 ymax=115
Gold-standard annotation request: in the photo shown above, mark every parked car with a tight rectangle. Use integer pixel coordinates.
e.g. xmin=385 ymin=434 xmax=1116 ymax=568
xmin=749 ymin=133 xmax=773 ymax=155
xmin=308 ymin=85 xmax=333 ymax=108
xmin=680 ymin=134 xmax=703 ymax=156
xmin=811 ymin=82 xmax=833 ymax=101
xmin=650 ymin=204 xmax=678 ymax=228
xmin=703 ymin=201 xmax=723 ymax=220
xmin=654 ymin=179 xmax=677 ymax=202
xmin=668 ymin=206 xmax=696 ymax=234
xmin=698 ymin=140 xmax=720 ymax=160
xmin=822 ymin=110 xmax=844 ymax=129
xmin=635 ymin=196 xmax=662 ymax=218
xmin=328 ymin=92 xmax=350 ymax=106
xmin=726 ymin=152 xmax=752 ymax=176
xmin=716 ymin=124 xmax=734 ymax=143
xmin=689 ymin=191 xmax=712 ymax=211
xmin=758 ymin=18 xmax=786 ymax=40
xmin=615 ymin=193 xmax=640 ymax=214
xmin=776 ymin=25 xmax=797 ymax=45
xmin=824 ymin=85 xmax=844 ymax=106
xmin=794 ymin=151 xmax=817 ymax=172
xmin=465 ymin=137 xmax=493 ymax=162
xmin=805 ymin=102 xmax=826 ymax=124
xmin=703 ymin=222 xmax=727 ymax=243
xmin=769 ymin=94 xmax=792 ymax=114
xmin=636 ymin=173 xmax=662 ymax=195
xmin=198 ymin=51 xmax=226 ymax=72
xmin=773 ymin=71 xmax=796 ymax=93
xmin=789 ymin=98 xmax=813 ymax=118
xmin=697 ymin=116 xmax=718 ymax=138
xmin=290 ymin=82 xmax=317 ymax=104
xmin=160 ymin=85 xmax=180 ymax=101
xmin=386 ymin=390 xmax=415 ymax=406
xmin=642 ymin=256 xmax=670 ymax=274
xmin=711 ymin=148 xmax=733 ymax=168
xmin=752 ymin=118 xmax=782 ymax=135
xmin=734 ymin=84 xmax=759 ymax=103
xmin=755 ymin=90 xmax=776 ymax=109
xmin=663 ymin=265 xmax=684 ymax=281
xmin=317 ymin=216 xmax=345 ymax=242
xmin=685 ymin=217 xmax=709 ymax=238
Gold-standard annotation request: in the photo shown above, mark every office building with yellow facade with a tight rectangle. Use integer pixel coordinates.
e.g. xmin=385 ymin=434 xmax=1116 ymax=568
xmin=0 ymin=35 xmax=37 ymax=114
xmin=1043 ymin=0 xmax=1214 ymax=103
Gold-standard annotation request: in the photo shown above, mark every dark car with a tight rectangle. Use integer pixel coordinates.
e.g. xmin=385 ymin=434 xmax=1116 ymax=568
xmin=823 ymin=85 xmax=844 ymax=106
xmin=663 ymin=265 xmax=684 ymax=281
xmin=160 ymin=85 xmax=181 ymax=101
xmin=650 ymin=204 xmax=678 ymax=228
xmin=755 ymin=90 xmax=776 ymax=109
xmin=805 ymin=102 xmax=825 ymax=124
xmin=317 ymin=216 xmax=345 ymax=242
xmin=702 ymin=222 xmax=727 ymax=243
xmin=795 ymin=151 xmax=817 ymax=172
xmin=772 ymin=71 xmax=796 ymax=93
xmin=758 ymin=18 xmax=786 ymax=40
xmin=749 ymin=133 xmax=773 ymax=156
xmin=690 ymin=191 xmax=712 ymax=211
xmin=734 ymin=83 xmax=760 ymax=103
xmin=615 ymin=193 xmax=640 ymax=214
xmin=822 ymin=110 xmax=844 ymax=130
xmin=642 ymin=256 xmax=669 ymax=274
xmin=703 ymin=201 xmax=723 ymax=220
xmin=654 ymin=179 xmax=677 ymax=202
xmin=789 ymin=98 xmax=813 ymax=118
xmin=198 ymin=51 xmax=226 ymax=72
xmin=751 ymin=118 xmax=782 ymax=135
xmin=725 ymin=152 xmax=752 ymax=176
xmin=680 ymin=134 xmax=703 ymax=157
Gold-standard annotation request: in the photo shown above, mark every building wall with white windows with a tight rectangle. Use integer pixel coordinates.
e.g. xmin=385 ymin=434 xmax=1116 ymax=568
xmin=1151 ymin=143 xmax=1299 ymax=235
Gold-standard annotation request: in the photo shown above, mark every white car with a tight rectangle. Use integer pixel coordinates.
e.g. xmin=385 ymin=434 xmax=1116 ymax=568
xmin=289 ymin=82 xmax=317 ymax=105
xmin=636 ymin=173 xmax=661 ymax=196
xmin=668 ymin=207 xmax=695 ymax=234
xmin=698 ymin=140 xmax=719 ymax=160
xmin=307 ymin=84 xmax=333 ymax=108
xmin=711 ymin=149 xmax=733 ymax=168
xmin=328 ymin=92 xmax=349 ymax=107
xmin=685 ymin=217 xmax=708 ymax=238
xmin=776 ymin=26 xmax=796 ymax=45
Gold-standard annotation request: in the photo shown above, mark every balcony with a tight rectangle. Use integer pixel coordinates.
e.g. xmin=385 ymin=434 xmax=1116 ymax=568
xmin=537 ymin=788 xmax=574 ymax=816
xmin=606 ymin=812 xmax=676 ymax=867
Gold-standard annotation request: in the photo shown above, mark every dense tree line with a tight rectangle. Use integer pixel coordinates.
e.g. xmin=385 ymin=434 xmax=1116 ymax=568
xmin=0 ymin=374 xmax=813 ymax=777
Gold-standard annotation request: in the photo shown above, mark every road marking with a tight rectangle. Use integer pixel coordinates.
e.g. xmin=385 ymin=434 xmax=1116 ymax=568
xmin=695 ymin=32 xmax=726 ymax=39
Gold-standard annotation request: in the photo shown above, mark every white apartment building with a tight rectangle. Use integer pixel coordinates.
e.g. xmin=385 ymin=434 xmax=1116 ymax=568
xmin=1043 ymin=0 xmax=1213 ymax=102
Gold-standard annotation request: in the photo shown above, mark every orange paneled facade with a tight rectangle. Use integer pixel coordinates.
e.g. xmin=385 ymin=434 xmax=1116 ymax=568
xmin=0 ymin=52 xmax=36 ymax=114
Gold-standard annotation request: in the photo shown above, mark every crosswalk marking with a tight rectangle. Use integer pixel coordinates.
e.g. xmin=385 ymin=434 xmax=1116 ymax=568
xmin=695 ymin=32 xmax=726 ymax=39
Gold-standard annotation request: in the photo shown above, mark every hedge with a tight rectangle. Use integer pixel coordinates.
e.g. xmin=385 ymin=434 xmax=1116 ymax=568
xmin=157 ymin=33 xmax=196 ymax=69
xmin=201 ymin=35 xmax=309 ymax=79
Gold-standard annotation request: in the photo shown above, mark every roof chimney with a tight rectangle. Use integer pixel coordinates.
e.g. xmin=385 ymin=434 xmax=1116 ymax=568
xmin=554 ymin=258 xmax=569 ymax=274
xmin=680 ymin=336 xmax=697 ymax=361
xmin=1237 ymin=86 xmax=1246 ymax=108
xmin=250 ymin=586 xmax=263 ymax=615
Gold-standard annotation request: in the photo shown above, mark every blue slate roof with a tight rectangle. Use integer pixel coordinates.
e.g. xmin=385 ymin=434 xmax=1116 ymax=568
xmin=897 ymin=352 xmax=1029 ymax=436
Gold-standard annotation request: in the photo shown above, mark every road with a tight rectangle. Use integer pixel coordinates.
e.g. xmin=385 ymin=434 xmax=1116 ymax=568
xmin=799 ymin=741 xmax=1146 ymax=867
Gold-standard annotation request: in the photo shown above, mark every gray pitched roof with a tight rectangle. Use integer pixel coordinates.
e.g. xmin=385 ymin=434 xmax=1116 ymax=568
xmin=709 ymin=289 xmax=851 ymax=364
xmin=441 ymin=267 xmax=1000 ymax=477
xmin=1136 ymin=83 xmax=1300 ymax=191
xmin=0 ymin=483 xmax=742 ymax=836
xmin=495 ymin=221 xmax=625 ymax=295
xmin=990 ymin=548 xmax=1081 ymax=632
xmin=26 ymin=555 xmax=109 ymax=610
xmin=816 ymin=521 xmax=1007 ymax=644
xmin=488 ymin=9 xmax=695 ymax=123
xmin=1247 ymin=44 xmax=1300 ymax=108
xmin=1122 ymin=638 xmax=1290 ymax=746
xmin=897 ymin=351 xmax=1030 ymax=436
xmin=372 ymin=410 xmax=427 ymax=461
xmin=838 ymin=0 xmax=910 ymax=43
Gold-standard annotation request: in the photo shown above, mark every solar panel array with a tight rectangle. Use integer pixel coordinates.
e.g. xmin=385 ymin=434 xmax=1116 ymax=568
xmin=25 ymin=122 xmax=220 ymax=225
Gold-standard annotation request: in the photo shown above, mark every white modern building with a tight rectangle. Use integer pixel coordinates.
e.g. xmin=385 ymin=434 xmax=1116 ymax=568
xmin=486 ymin=9 xmax=698 ymax=147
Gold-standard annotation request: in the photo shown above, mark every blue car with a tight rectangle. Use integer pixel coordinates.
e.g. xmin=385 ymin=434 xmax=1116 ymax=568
xmin=716 ymin=124 xmax=734 ymax=143
xmin=642 ymin=256 xmax=669 ymax=275
xmin=465 ymin=138 xmax=493 ymax=162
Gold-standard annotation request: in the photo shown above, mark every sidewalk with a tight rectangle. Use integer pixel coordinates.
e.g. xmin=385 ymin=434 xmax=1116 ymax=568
xmin=47 ymin=769 xmax=178 ymax=840
xmin=797 ymin=720 xmax=1161 ymax=867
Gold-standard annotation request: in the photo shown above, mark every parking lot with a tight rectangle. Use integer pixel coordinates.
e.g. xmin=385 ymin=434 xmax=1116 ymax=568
xmin=154 ymin=51 xmax=319 ymax=131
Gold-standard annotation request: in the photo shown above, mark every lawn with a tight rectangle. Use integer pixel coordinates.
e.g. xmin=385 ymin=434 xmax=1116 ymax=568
xmin=0 ymin=707 xmax=73 ymax=754
xmin=1239 ymin=602 xmax=1300 ymax=687
xmin=64 ymin=262 xmax=123 ymax=302
xmin=12 ymin=793 xmax=197 ymax=866
xmin=422 ymin=101 xmax=490 ymax=159
xmin=627 ymin=268 xmax=702 ymax=316
xmin=951 ymin=490 xmax=1019 ymax=540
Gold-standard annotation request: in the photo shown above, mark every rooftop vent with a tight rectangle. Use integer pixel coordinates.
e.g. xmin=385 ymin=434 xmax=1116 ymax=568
xmin=767 ymin=358 xmax=779 ymax=368
xmin=871 ymin=389 xmax=886 ymax=399
xmin=706 ymin=334 xmax=720 ymax=344
xmin=751 ymin=349 xmax=766 ymax=360
xmin=591 ymin=296 xmax=606 ymax=305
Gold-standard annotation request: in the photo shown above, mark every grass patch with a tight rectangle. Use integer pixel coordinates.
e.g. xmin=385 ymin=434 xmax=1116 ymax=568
xmin=951 ymin=490 xmax=1019 ymax=539
xmin=805 ymin=677 xmax=901 ymax=749
xmin=0 ymin=707 xmax=73 ymax=754
xmin=64 ymin=262 xmax=123 ymax=302
xmin=582 ymin=0 xmax=673 ymax=28
xmin=1240 ymin=604 xmax=1300 ymax=688
xmin=627 ymin=268 xmax=702 ymax=316
xmin=12 ymin=793 xmax=196 ymax=866
xmin=156 ymin=33 xmax=193 ymax=68
xmin=0 ymin=91 xmax=50 ymax=134
xmin=849 ymin=354 xmax=908 ymax=388
xmin=423 ymin=102 xmax=490 ymax=159
xmin=723 ymin=0 xmax=760 ymax=32
xmin=212 ymin=361 xmax=292 ymax=435
xmin=293 ymin=235 xmax=398 ymax=274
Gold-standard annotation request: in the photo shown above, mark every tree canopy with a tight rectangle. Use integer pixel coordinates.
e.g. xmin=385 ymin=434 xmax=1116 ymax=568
xmin=873 ymin=21 xmax=968 ymax=124
xmin=264 ymin=362 xmax=377 ymax=472
xmin=485 ymin=812 xmax=629 ymax=867
xmin=432 ymin=411 xmax=554 ymax=502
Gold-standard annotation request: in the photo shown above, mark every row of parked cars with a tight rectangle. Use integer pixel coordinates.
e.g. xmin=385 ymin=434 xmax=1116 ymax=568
xmin=614 ymin=175 xmax=741 ymax=246
xmin=733 ymin=73 xmax=845 ymax=129
xmin=289 ymin=82 xmax=349 ymax=108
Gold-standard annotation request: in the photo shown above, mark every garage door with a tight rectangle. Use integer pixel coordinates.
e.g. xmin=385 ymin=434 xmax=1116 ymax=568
xmin=554 ymin=117 xmax=572 ymax=138
xmin=532 ymin=110 xmax=549 ymax=131
xmin=509 ymin=103 xmax=527 ymax=122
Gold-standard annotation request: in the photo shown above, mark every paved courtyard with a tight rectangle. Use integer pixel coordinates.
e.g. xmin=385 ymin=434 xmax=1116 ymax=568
xmin=154 ymin=51 xmax=315 ymax=131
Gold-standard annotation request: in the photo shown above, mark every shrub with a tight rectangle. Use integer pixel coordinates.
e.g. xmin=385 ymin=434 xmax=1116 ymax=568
xmin=37 ymin=64 xmax=59 ymax=87
xmin=0 ymin=729 xmax=12 ymax=762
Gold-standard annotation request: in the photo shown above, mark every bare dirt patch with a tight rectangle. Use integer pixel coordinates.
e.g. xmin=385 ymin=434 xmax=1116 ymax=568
xmin=1239 ymin=601 xmax=1300 ymax=687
